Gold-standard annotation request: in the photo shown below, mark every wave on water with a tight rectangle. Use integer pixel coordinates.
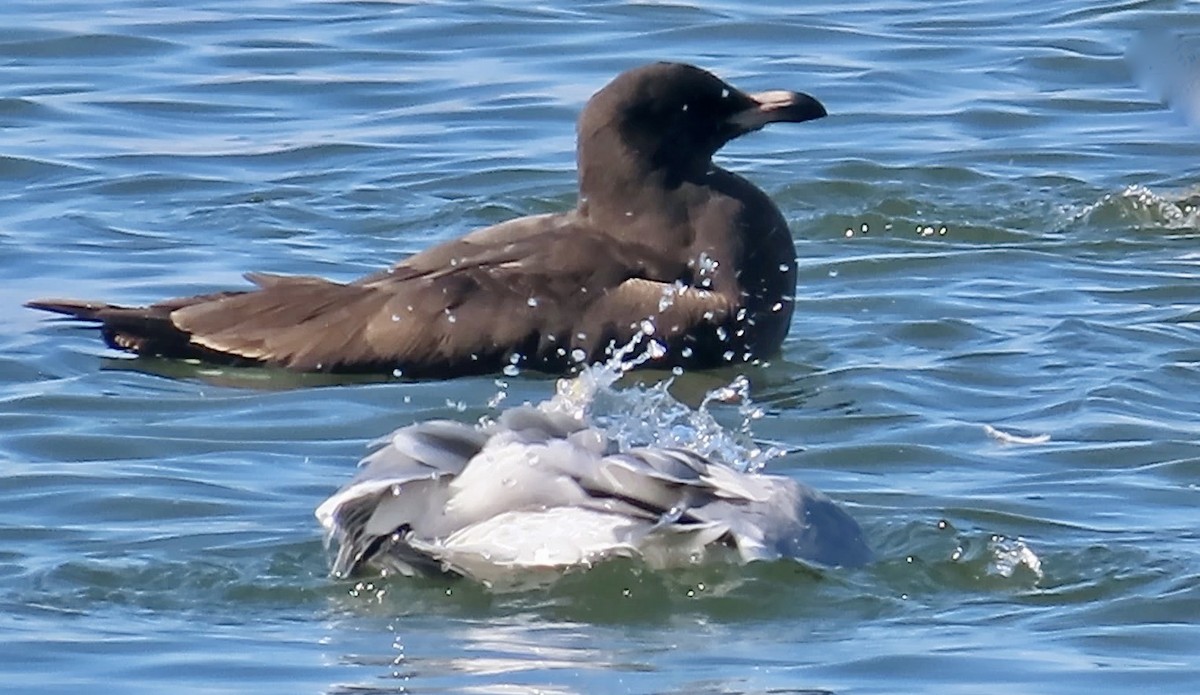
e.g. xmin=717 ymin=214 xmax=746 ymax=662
xmin=1068 ymin=184 xmax=1200 ymax=231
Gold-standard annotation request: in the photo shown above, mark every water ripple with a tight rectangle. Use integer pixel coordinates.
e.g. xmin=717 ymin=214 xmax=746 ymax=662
xmin=4 ymin=0 xmax=1200 ymax=692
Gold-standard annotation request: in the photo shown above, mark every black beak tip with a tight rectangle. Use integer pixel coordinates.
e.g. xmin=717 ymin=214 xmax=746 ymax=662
xmin=795 ymin=92 xmax=828 ymax=122
xmin=739 ymin=90 xmax=828 ymax=128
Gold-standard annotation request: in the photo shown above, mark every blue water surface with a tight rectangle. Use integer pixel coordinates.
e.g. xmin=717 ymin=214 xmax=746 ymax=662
xmin=2 ymin=1 xmax=1199 ymax=693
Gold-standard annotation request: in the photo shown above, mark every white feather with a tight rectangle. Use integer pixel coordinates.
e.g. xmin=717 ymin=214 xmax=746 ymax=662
xmin=316 ymin=406 xmax=871 ymax=582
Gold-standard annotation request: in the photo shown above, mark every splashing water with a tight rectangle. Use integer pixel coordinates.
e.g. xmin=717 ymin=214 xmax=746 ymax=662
xmin=1070 ymin=184 xmax=1200 ymax=231
xmin=538 ymin=333 xmax=783 ymax=472
xmin=987 ymin=535 xmax=1043 ymax=581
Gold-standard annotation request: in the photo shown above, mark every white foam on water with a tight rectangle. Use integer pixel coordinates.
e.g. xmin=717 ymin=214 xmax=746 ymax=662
xmin=983 ymin=424 xmax=1050 ymax=445
xmin=1069 ymin=184 xmax=1200 ymax=231
xmin=987 ymin=535 xmax=1043 ymax=581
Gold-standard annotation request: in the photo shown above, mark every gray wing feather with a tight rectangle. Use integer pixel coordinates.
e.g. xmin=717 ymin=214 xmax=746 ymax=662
xmin=317 ymin=410 xmax=872 ymax=578
xmin=316 ymin=420 xmax=490 ymax=577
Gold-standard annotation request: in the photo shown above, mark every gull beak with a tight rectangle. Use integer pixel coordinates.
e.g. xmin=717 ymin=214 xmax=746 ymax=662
xmin=729 ymin=90 xmax=827 ymax=131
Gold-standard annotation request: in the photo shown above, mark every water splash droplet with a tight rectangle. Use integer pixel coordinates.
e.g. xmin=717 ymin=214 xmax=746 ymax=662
xmin=486 ymin=382 xmax=508 ymax=409
xmin=988 ymin=535 xmax=1043 ymax=580
xmin=538 ymin=337 xmax=783 ymax=473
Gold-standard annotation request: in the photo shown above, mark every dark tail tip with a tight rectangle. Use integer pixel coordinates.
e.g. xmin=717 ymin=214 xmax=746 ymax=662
xmin=25 ymin=298 xmax=111 ymax=321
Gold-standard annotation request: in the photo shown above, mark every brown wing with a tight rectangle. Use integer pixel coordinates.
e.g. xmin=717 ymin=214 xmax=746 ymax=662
xmin=29 ymin=213 xmax=740 ymax=375
xmin=352 ymin=213 xmax=571 ymax=286
xmin=169 ymin=224 xmax=706 ymax=374
xmin=570 ymin=278 xmax=736 ymax=367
